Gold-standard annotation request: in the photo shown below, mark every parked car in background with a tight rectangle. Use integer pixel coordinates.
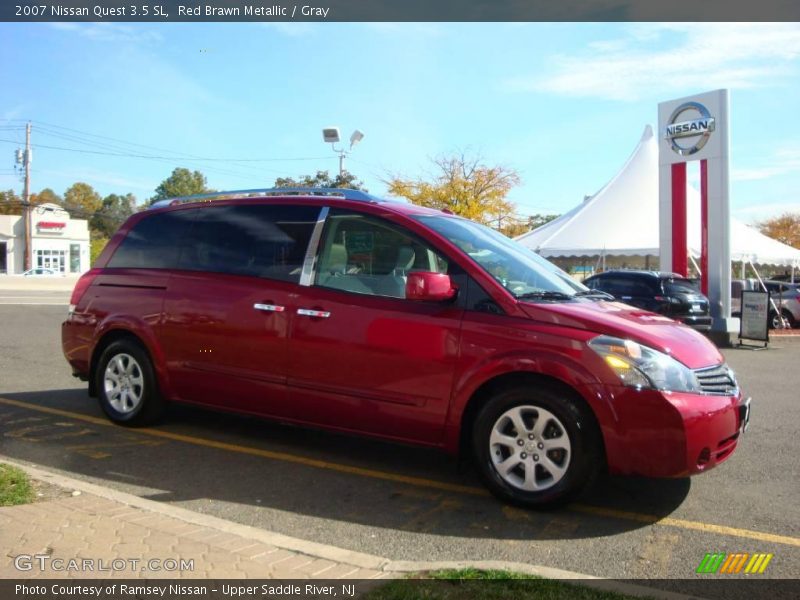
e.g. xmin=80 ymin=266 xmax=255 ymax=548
xmin=22 ymin=267 xmax=62 ymax=277
xmin=62 ymin=188 xmax=749 ymax=508
xmin=731 ymin=279 xmax=799 ymax=329
xmin=583 ymin=270 xmax=712 ymax=332
xmin=764 ymin=280 xmax=800 ymax=329
xmin=730 ymin=278 xmax=758 ymax=317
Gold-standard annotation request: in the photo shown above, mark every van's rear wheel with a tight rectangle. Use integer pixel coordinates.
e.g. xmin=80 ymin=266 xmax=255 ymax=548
xmin=96 ymin=339 xmax=164 ymax=426
xmin=472 ymin=385 xmax=600 ymax=508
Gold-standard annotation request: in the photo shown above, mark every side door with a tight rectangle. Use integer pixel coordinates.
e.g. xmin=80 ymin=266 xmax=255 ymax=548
xmin=159 ymin=203 xmax=320 ymax=416
xmin=286 ymin=208 xmax=464 ymax=445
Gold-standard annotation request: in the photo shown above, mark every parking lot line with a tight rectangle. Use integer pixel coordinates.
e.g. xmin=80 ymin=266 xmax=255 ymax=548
xmin=2 ymin=395 xmax=799 ymax=548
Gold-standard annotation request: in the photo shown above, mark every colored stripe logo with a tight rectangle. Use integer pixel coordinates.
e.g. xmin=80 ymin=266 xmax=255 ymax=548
xmin=697 ymin=553 xmax=773 ymax=574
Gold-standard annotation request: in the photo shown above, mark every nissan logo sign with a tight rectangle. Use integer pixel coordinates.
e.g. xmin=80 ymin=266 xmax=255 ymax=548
xmin=664 ymin=101 xmax=715 ymax=156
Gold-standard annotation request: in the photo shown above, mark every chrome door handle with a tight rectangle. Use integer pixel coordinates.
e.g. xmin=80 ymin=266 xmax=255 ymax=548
xmin=297 ymin=308 xmax=331 ymax=318
xmin=254 ymin=303 xmax=285 ymax=312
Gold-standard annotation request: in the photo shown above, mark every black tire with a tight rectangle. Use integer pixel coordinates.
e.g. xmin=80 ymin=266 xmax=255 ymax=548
xmin=472 ymin=384 xmax=601 ymax=508
xmin=95 ymin=338 xmax=165 ymax=426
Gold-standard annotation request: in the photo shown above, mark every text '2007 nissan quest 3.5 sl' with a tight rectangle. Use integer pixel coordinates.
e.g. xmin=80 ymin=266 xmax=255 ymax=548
xmin=62 ymin=188 xmax=751 ymax=507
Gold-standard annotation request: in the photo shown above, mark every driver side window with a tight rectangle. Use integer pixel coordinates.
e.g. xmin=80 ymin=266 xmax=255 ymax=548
xmin=315 ymin=211 xmax=448 ymax=299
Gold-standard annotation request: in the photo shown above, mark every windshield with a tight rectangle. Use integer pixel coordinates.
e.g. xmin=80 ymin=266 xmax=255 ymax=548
xmin=416 ymin=215 xmax=586 ymax=299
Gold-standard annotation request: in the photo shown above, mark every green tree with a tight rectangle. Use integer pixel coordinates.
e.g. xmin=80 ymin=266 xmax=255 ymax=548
xmin=528 ymin=213 xmax=560 ymax=230
xmin=150 ymin=168 xmax=212 ymax=204
xmin=91 ymin=193 xmax=135 ymax=238
xmin=0 ymin=189 xmax=22 ymax=215
xmin=273 ymin=170 xmax=367 ymax=191
xmin=90 ymin=237 xmax=109 ymax=266
xmin=63 ymin=182 xmax=102 ymax=219
xmin=385 ymin=153 xmax=520 ymax=226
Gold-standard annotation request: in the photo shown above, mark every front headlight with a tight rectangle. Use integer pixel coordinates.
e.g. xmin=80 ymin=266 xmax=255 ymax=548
xmin=588 ymin=335 xmax=702 ymax=393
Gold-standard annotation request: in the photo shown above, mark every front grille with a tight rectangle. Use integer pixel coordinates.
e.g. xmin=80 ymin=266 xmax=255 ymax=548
xmin=694 ymin=364 xmax=738 ymax=396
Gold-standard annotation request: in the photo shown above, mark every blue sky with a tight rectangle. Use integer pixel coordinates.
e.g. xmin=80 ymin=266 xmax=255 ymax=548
xmin=1 ymin=22 xmax=799 ymax=224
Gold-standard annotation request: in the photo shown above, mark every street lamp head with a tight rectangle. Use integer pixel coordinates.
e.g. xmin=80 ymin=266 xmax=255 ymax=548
xmin=349 ymin=129 xmax=365 ymax=149
xmin=322 ymin=127 xmax=341 ymax=144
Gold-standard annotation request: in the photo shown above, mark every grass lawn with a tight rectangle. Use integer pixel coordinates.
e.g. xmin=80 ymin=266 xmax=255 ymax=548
xmin=362 ymin=568 xmax=650 ymax=600
xmin=0 ymin=463 xmax=35 ymax=506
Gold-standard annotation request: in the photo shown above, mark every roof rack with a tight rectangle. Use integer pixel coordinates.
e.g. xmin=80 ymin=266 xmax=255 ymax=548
xmin=148 ymin=187 xmax=389 ymax=210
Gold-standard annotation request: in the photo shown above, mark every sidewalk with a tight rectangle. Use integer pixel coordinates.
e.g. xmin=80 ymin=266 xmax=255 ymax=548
xmin=0 ymin=275 xmax=79 ymax=292
xmin=0 ymin=458 xmax=693 ymax=600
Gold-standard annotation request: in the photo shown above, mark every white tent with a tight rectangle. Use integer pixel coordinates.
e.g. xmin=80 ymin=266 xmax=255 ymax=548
xmin=516 ymin=126 xmax=800 ymax=268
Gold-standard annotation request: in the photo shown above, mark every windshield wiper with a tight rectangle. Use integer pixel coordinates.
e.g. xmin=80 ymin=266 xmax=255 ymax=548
xmin=574 ymin=290 xmax=615 ymax=300
xmin=516 ymin=290 xmax=574 ymax=301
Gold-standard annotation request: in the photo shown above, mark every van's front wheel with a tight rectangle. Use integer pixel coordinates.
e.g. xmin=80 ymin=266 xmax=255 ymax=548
xmin=96 ymin=339 xmax=164 ymax=426
xmin=472 ymin=386 xmax=599 ymax=508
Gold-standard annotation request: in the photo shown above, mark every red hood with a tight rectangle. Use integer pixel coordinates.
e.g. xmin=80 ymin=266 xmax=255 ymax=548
xmin=518 ymin=300 xmax=722 ymax=370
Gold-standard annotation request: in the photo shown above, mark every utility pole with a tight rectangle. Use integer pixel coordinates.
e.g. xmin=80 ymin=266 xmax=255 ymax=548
xmin=22 ymin=122 xmax=32 ymax=272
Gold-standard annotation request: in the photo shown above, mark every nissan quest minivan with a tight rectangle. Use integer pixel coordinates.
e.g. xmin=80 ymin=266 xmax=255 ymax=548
xmin=62 ymin=188 xmax=750 ymax=507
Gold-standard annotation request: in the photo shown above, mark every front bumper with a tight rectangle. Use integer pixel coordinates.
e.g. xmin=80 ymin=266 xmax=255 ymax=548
xmin=592 ymin=385 xmax=749 ymax=478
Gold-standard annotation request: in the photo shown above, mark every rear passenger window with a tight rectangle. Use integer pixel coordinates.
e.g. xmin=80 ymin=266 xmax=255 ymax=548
xmin=178 ymin=204 xmax=318 ymax=283
xmin=108 ymin=210 xmax=195 ymax=269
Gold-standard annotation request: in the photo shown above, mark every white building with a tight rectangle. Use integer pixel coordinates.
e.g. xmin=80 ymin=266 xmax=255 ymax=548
xmin=0 ymin=203 xmax=91 ymax=275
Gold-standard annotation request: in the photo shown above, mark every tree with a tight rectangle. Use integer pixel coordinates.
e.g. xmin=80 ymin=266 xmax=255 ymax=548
xmin=758 ymin=212 xmax=800 ymax=249
xmin=150 ymin=168 xmax=212 ymax=204
xmin=91 ymin=193 xmax=135 ymax=238
xmin=496 ymin=213 xmax=561 ymax=239
xmin=63 ymin=182 xmax=102 ymax=219
xmin=29 ymin=188 xmax=63 ymax=207
xmin=385 ymin=153 xmax=520 ymax=226
xmin=527 ymin=213 xmax=560 ymax=230
xmin=273 ymin=170 xmax=367 ymax=191
xmin=0 ymin=189 xmax=21 ymax=215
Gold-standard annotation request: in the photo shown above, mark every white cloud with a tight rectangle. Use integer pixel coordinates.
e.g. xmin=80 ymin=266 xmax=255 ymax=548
xmin=733 ymin=146 xmax=800 ymax=181
xmin=49 ymin=23 xmax=162 ymax=44
xmin=733 ymin=202 xmax=800 ymax=224
xmin=508 ymin=24 xmax=800 ymax=101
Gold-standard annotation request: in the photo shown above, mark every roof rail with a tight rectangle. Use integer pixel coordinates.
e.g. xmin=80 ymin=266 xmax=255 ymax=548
xmin=148 ymin=187 xmax=387 ymax=210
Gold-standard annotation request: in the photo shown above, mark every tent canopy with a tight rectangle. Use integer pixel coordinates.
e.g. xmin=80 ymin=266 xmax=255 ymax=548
xmin=516 ymin=126 xmax=800 ymax=268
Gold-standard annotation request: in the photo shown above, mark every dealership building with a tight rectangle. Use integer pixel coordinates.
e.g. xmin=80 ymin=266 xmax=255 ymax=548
xmin=0 ymin=203 xmax=90 ymax=275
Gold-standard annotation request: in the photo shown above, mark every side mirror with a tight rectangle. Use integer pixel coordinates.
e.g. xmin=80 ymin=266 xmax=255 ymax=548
xmin=405 ymin=272 xmax=457 ymax=302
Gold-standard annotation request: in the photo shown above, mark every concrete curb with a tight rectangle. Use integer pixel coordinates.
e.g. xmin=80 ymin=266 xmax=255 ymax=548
xmin=2 ymin=457 xmax=704 ymax=600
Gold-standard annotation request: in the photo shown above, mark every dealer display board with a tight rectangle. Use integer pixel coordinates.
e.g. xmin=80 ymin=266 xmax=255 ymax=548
xmin=739 ymin=290 xmax=769 ymax=345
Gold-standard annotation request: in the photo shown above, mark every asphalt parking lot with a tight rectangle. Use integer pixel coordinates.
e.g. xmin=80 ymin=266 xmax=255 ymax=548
xmin=1 ymin=299 xmax=798 ymax=595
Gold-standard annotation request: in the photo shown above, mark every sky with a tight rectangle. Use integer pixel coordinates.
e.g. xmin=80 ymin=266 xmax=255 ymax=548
xmin=1 ymin=22 xmax=799 ymax=224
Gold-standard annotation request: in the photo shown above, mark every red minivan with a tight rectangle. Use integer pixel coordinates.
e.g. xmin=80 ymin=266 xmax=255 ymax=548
xmin=62 ymin=188 xmax=750 ymax=507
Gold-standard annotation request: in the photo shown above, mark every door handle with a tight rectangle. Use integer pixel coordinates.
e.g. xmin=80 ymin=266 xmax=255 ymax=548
xmin=297 ymin=308 xmax=331 ymax=318
xmin=254 ymin=303 xmax=285 ymax=312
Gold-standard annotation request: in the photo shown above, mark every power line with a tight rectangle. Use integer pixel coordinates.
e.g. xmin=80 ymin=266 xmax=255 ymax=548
xmin=31 ymin=121 xmax=331 ymax=162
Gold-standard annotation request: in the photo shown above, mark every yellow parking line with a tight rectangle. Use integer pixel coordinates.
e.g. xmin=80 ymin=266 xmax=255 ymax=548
xmin=2 ymin=395 xmax=799 ymax=548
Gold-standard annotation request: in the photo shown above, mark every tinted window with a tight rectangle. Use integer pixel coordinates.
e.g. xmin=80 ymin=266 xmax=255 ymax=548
xmin=316 ymin=210 xmax=448 ymax=299
xmin=662 ymin=278 xmax=700 ymax=295
xmin=621 ymin=277 xmax=658 ymax=296
xmin=590 ymin=275 xmax=656 ymax=296
xmin=178 ymin=204 xmax=318 ymax=283
xmin=108 ymin=210 xmax=196 ymax=269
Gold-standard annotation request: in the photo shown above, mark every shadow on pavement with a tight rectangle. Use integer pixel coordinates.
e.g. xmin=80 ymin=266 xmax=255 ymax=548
xmin=0 ymin=388 xmax=691 ymax=542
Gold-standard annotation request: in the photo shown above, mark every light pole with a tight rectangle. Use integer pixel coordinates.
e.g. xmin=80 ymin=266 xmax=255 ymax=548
xmin=322 ymin=127 xmax=364 ymax=177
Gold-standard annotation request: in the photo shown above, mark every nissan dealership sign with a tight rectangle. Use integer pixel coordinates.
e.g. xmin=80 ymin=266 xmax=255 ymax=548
xmin=664 ymin=101 xmax=716 ymax=156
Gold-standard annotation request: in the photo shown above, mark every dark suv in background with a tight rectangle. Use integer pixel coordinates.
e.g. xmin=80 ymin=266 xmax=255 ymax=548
xmin=584 ymin=270 xmax=712 ymax=331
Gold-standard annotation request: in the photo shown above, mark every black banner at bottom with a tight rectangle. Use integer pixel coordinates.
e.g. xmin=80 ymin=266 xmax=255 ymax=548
xmin=2 ymin=578 xmax=799 ymax=600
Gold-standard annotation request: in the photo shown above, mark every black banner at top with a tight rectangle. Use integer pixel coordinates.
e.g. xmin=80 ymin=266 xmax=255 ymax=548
xmin=3 ymin=0 xmax=800 ymax=22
